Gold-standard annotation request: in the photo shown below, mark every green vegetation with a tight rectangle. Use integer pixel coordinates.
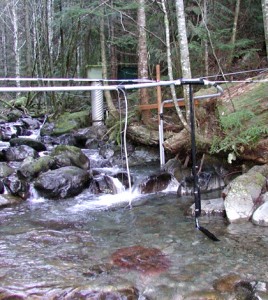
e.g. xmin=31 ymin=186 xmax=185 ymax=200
xmin=210 ymin=81 xmax=268 ymax=160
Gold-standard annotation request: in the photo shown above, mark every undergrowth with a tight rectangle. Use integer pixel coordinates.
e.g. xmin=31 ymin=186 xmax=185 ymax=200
xmin=210 ymin=108 xmax=268 ymax=161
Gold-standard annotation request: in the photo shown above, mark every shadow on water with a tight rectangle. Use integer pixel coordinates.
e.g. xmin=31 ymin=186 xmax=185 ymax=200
xmin=0 ymin=182 xmax=268 ymax=298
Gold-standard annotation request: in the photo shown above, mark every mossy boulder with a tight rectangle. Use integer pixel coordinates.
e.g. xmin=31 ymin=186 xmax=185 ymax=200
xmin=51 ymin=145 xmax=90 ymax=170
xmin=42 ymin=111 xmax=90 ymax=136
xmin=17 ymin=156 xmax=56 ymax=180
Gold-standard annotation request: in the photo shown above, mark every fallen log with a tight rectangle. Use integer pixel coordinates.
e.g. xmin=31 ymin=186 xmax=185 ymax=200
xmin=127 ymin=124 xmax=159 ymax=146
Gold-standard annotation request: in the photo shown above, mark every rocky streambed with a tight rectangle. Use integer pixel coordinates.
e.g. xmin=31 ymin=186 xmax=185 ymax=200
xmin=0 ymin=113 xmax=267 ymax=299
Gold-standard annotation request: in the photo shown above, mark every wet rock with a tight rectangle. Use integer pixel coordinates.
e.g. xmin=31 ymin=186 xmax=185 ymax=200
xmin=164 ymin=157 xmax=190 ymax=182
xmin=0 ymin=181 xmax=4 ymax=194
xmin=17 ymin=156 xmax=55 ymax=180
xmin=0 ymin=162 xmax=15 ymax=178
xmin=55 ymin=133 xmax=76 ymax=146
xmin=139 ymin=172 xmax=174 ymax=194
xmin=0 ymin=123 xmax=17 ymax=141
xmin=187 ymin=198 xmax=225 ymax=216
xmin=51 ymin=145 xmax=90 ymax=170
xmin=3 ymin=174 xmax=30 ymax=199
xmin=0 ymin=194 xmax=24 ymax=208
xmin=223 ymin=166 xmax=267 ymax=223
xmin=213 ymin=273 xmax=242 ymax=292
xmin=234 ymin=280 xmax=259 ymax=300
xmin=2 ymin=145 xmax=39 ymax=162
xmin=21 ymin=116 xmax=41 ymax=129
xmin=9 ymin=137 xmax=46 ymax=152
xmin=43 ymin=111 xmax=90 ymax=136
xmin=128 ymin=146 xmax=159 ymax=166
xmin=74 ymin=125 xmax=108 ymax=147
xmin=252 ymin=201 xmax=268 ymax=226
xmin=82 ymin=263 xmax=116 ymax=277
xmin=104 ymin=175 xmax=126 ymax=194
xmin=111 ymin=245 xmax=170 ymax=274
xmin=177 ymin=171 xmax=225 ymax=196
xmin=0 ymin=286 xmax=140 ymax=300
xmin=34 ymin=166 xmax=90 ymax=199
xmin=183 ymin=290 xmax=225 ymax=300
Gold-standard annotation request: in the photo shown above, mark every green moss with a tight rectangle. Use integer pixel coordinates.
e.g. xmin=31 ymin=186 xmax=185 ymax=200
xmin=52 ymin=111 xmax=90 ymax=136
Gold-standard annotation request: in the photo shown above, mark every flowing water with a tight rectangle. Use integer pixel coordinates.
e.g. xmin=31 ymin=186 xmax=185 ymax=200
xmin=0 ymin=144 xmax=267 ymax=298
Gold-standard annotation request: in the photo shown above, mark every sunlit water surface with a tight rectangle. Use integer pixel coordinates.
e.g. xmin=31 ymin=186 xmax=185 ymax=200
xmin=0 ymin=183 xmax=268 ymax=298
xmin=0 ymin=145 xmax=267 ymax=298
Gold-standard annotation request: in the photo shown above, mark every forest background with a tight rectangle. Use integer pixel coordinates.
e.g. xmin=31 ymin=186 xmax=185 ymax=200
xmin=0 ymin=0 xmax=268 ymax=160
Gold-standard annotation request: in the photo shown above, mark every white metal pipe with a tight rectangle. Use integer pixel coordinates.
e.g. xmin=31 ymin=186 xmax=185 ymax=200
xmin=91 ymin=81 xmax=104 ymax=126
xmin=0 ymin=79 xmax=182 ymax=93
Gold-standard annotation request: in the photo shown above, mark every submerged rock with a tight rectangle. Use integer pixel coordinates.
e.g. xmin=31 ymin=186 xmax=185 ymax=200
xmin=111 ymin=245 xmax=170 ymax=274
xmin=187 ymin=198 xmax=225 ymax=216
xmin=213 ymin=273 xmax=242 ymax=292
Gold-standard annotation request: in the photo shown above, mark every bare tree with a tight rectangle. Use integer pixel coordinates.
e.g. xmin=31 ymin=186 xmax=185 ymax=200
xmin=137 ymin=0 xmax=151 ymax=125
xmin=227 ymin=0 xmax=241 ymax=67
xmin=11 ymin=0 xmax=21 ymax=89
xmin=175 ymin=0 xmax=192 ymax=121
xmin=100 ymin=0 xmax=118 ymax=118
xmin=161 ymin=0 xmax=189 ymax=130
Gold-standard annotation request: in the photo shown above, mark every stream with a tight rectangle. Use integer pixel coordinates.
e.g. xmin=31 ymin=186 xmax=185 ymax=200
xmin=0 ymin=160 xmax=268 ymax=299
xmin=0 ymin=128 xmax=267 ymax=299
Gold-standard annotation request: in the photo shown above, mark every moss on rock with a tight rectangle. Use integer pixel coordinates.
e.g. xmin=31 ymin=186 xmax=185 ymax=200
xmin=50 ymin=111 xmax=90 ymax=136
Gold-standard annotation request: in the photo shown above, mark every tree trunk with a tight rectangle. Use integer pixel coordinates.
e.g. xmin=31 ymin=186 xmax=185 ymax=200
xmin=24 ymin=0 xmax=32 ymax=77
xmin=227 ymin=0 xmax=241 ymax=67
xmin=175 ymin=0 xmax=192 ymax=122
xmin=100 ymin=0 xmax=118 ymax=118
xmin=11 ymin=0 xmax=21 ymax=91
xmin=161 ymin=0 xmax=189 ymax=131
xmin=1 ymin=15 xmax=8 ymax=77
xmin=137 ymin=0 xmax=151 ymax=125
xmin=203 ymin=0 xmax=209 ymax=77
xmin=262 ymin=0 xmax=268 ymax=61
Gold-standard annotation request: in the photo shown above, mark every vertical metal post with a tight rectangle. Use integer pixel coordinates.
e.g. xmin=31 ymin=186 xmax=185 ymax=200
xmin=189 ymin=84 xmax=201 ymax=219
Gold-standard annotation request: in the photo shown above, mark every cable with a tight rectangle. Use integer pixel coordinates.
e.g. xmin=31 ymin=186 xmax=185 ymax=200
xmin=200 ymin=67 xmax=268 ymax=80
xmin=117 ymin=87 xmax=132 ymax=206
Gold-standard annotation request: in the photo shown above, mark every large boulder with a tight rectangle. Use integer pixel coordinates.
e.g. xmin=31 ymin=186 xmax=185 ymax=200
xmin=34 ymin=166 xmax=90 ymax=199
xmin=2 ymin=145 xmax=39 ymax=162
xmin=17 ymin=156 xmax=56 ymax=180
xmin=223 ymin=165 xmax=267 ymax=223
xmin=9 ymin=137 xmax=46 ymax=152
xmin=50 ymin=145 xmax=90 ymax=170
xmin=41 ymin=111 xmax=90 ymax=136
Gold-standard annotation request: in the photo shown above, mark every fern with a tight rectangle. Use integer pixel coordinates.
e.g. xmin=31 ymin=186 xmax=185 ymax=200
xmin=210 ymin=109 xmax=268 ymax=156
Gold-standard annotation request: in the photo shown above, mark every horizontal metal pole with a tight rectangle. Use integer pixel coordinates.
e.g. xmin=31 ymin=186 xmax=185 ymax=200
xmin=0 ymin=78 xmax=224 ymax=94
xmin=0 ymin=77 xmax=155 ymax=83
xmin=0 ymin=80 xmax=182 ymax=93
